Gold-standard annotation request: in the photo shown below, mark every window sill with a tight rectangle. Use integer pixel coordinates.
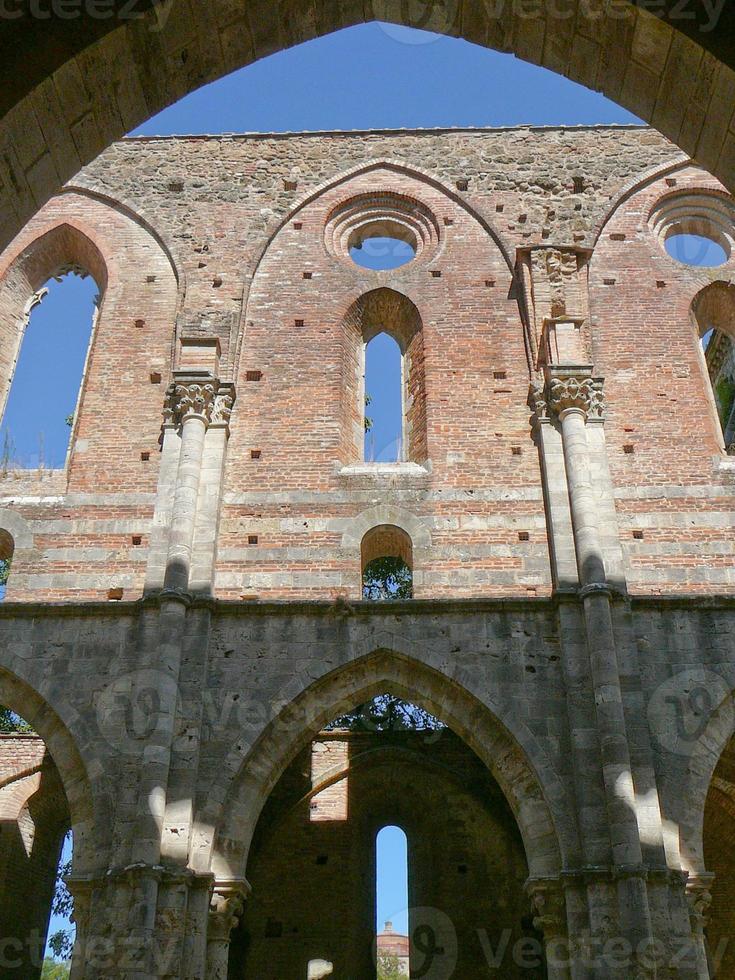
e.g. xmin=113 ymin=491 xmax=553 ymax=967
xmin=338 ymin=461 xmax=431 ymax=477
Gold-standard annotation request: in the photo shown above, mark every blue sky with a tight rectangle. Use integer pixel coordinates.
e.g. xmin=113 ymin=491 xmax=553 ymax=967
xmin=10 ymin=23 xmax=642 ymax=474
xmin=20 ymin=20 xmax=711 ymax=962
xmin=0 ymin=273 xmax=98 ymax=470
xmin=133 ymin=23 xmax=640 ymax=135
xmin=377 ymin=825 xmax=409 ymax=935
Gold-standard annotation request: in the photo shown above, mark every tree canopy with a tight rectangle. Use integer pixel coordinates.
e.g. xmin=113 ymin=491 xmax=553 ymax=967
xmin=377 ymin=952 xmax=406 ymax=979
xmin=362 ymin=555 xmax=412 ymax=601
xmin=328 ymin=693 xmax=444 ymax=733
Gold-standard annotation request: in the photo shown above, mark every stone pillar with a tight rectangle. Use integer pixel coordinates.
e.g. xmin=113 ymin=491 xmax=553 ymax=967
xmin=206 ymin=880 xmax=250 ymax=980
xmin=547 ymin=369 xmax=655 ymax=974
xmin=189 ymin=382 xmax=236 ymax=595
xmin=162 ymin=373 xmax=217 ymax=595
xmin=144 ymin=414 xmax=182 ymax=592
xmin=526 ymin=877 xmax=571 ymax=980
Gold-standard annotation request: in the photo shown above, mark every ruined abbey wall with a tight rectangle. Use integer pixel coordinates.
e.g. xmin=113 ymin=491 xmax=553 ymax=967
xmin=0 ymin=127 xmax=733 ymax=978
xmin=0 ymin=127 xmax=732 ymax=604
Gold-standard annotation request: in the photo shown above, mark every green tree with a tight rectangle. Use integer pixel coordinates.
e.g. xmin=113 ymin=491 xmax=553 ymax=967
xmin=328 ymin=693 xmax=443 ymax=733
xmin=362 ymin=556 xmax=412 ymax=601
xmin=0 ymin=706 xmax=34 ymax=733
xmin=377 ymin=952 xmax=405 ymax=980
xmin=40 ymin=958 xmax=70 ymax=980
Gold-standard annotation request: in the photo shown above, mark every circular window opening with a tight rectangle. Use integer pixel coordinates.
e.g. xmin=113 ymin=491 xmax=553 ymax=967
xmin=665 ymin=233 xmax=729 ymax=267
xmin=650 ymin=192 xmax=735 ymax=268
xmin=350 ymin=235 xmax=417 ymax=270
xmin=325 ymin=192 xmax=440 ymax=269
xmin=348 ymin=218 xmax=418 ymax=271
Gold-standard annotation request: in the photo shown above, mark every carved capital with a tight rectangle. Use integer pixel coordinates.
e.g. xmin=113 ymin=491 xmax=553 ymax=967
xmin=164 ymin=377 xmax=216 ymax=427
xmin=547 ymin=374 xmax=595 ymax=417
xmin=528 ymin=379 xmax=549 ymax=424
xmin=526 ymin=877 xmax=567 ymax=939
xmin=208 ymin=879 xmax=250 ymax=941
xmin=163 ymin=375 xmax=236 ymax=430
xmin=686 ymin=873 xmax=714 ymax=934
xmin=211 ymin=382 xmax=236 ymax=430
xmin=543 ymin=369 xmax=604 ymax=422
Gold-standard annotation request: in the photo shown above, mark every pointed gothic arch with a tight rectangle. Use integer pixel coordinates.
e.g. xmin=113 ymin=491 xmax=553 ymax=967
xmin=206 ymin=647 xmax=566 ymax=883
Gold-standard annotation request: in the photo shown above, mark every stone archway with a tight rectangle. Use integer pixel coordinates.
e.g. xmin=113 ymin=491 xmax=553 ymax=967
xmin=0 ymin=665 xmax=96 ymax=874
xmin=0 ymin=3 xmax=734 ymax=256
xmin=206 ymin=647 xmax=568 ymax=977
xmin=207 ymin=646 xmax=566 ymax=879
xmin=0 ymin=665 xmax=98 ymax=979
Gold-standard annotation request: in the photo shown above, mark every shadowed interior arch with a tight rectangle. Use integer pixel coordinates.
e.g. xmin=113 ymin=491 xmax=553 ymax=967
xmin=206 ymin=648 xmax=567 ymax=888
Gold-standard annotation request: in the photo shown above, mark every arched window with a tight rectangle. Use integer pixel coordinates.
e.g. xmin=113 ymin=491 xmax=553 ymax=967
xmin=691 ymin=282 xmax=735 ymax=452
xmin=342 ymin=289 xmax=427 ymax=466
xmin=376 ymin=826 xmax=409 ymax=979
xmin=361 ymin=525 xmax=413 ymax=600
xmin=0 ymin=269 xmax=99 ymax=469
xmin=0 ymin=711 xmax=73 ymax=974
xmin=364 ymin=332 xmax=403 ymax=462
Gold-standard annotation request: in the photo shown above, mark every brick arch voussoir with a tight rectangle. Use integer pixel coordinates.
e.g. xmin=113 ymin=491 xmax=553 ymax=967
xmin=207 ymin=645 xmax=567 ymax=883
xmin=62 ymin=185 xmax=184 ymax=307
xmin=0 ymin=216 xmax=110 ymax=297
xmin=0 ymin=663 xmax=104 ymax=876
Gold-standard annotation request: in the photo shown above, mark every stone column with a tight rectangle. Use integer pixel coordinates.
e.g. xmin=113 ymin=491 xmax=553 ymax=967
xmin=526 ymin=877 xmax=571 ymax=980
xmin=162 ymin=373 xmax=217 ymax=595
xmin=547 ymin=369 xmax=655 ymax=973
xmin=189 ymin=382 xmax=236 ymax=595
xmin=206 ymin=879 xmax=250 ymax=980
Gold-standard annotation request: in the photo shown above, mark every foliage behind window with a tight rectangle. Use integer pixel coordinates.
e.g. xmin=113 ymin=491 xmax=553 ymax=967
xmin=362 ymin=556 xmax=412 ymax=601
xmin=0 ymin=706 xmax=34 ymax=733
xmin=328 ymin=693 xmax=444 ymax=733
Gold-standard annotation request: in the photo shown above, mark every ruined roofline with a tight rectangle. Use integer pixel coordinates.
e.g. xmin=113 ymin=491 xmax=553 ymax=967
xmin=122 ymin=122 xmax=653 ymax=142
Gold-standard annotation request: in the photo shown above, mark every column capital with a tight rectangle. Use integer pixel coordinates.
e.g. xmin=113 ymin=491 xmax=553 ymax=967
xmin=163 ymin=373 xmax=216 ymax=427
xmin=208 ymin=878 xmax=251 ymax=941
xmin=525 ymin=876 xmax=567 ymax=939
xmin=686 ymin=872 xmax=715 ymax=933
xmin=543 ymin=367 xmax=604 ymax=421
xmin=210 ymin=382 xmax=237 ymax=432
xmin=528 ymin=379 xmax=549 ymax=425
xmin=163 ymin=374 xmax=237 ymax=430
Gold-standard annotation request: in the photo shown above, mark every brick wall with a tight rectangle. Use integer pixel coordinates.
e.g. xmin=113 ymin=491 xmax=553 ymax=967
xmin=0 ymin=127 xmax=730 ymax=601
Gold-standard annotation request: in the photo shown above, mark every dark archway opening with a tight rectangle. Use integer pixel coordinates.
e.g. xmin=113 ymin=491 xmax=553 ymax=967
xmin=0 ymin=708 xmax=73 ymax=979
xmin=229 ymin=697 xmax=545 ymax=979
